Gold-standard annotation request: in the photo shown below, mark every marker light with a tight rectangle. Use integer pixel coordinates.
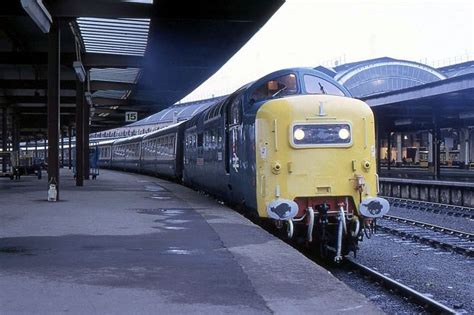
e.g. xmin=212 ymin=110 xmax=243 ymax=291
xmin=294 ymin=128 xmax=305 ymax=140
xmin=338 ymin=128 xmax=350 ymax=140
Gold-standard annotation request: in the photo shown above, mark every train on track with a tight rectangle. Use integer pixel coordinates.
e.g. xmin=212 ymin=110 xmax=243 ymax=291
xmin=97 ymin=68 xmax=389 ymax=261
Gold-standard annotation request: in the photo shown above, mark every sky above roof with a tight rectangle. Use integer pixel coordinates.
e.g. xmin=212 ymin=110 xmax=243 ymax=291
xmin=180 ymin=0 xmax=473 ymax=103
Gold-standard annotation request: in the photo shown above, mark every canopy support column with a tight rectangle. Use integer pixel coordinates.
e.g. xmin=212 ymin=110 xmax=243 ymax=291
xmin=47 ymin=20 xmax=61 ymax=200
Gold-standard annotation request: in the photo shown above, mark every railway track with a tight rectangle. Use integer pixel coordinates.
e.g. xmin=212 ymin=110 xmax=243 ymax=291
xmin=377 ymin=215 xmax=474 ymax=256
xmin=384 ymin=197 xmax=474 ymax=219
xmin=344 ymin=258 xmax=459 ymax=314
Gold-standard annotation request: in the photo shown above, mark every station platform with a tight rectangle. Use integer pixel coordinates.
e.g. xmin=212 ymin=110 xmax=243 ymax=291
xmin=0 ymin=169 xmax=381 ymax=314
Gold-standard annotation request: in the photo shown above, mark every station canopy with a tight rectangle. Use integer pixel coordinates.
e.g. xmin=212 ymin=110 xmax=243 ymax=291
xmin=0 ymin=0 xmax=284 ymax=141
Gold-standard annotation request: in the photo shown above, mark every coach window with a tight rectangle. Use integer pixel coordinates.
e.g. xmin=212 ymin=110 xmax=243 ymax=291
xmin=229 ymin=96 xmax=242 ymax=126
xmin=250 ymin=73 xmax=298 ymax=103
xmin=231 ymin=99 xmax=241 ymax=125
xmin=303 ymin=75 xmax=345 ymax=96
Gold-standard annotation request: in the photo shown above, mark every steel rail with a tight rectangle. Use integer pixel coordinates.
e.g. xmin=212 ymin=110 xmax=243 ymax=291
xmin=345 ymin=258 xmax=459 ymax=315
xmin=383 ymin=196 xmax=474 ymax=219
xmin=383 ymin=214 xmax=474 ymax=240
xmin=378 ymin=216 xmax=473 ymax=256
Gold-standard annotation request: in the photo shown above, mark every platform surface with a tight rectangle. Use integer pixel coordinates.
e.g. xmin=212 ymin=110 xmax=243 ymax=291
xmin=0 ymin=169 xmax=382 ymax=314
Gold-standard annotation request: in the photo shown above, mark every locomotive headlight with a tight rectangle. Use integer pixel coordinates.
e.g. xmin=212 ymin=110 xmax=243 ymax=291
xmin=338 ymin=128 xmax=350 ymax=140
xmin=291 ymin=123 xmax=352 ymax=147
xmin=294 ymin=128 xmax=305 ymax=141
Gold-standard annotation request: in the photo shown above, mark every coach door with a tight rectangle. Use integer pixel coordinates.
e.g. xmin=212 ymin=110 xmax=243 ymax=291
xmin=225 ymin=93 xmax=244 ymax=203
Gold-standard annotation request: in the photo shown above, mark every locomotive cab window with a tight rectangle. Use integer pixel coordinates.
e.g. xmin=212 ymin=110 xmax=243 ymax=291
xmin=250 ymin=73 xmax=298 ymax=103
xmin=303 ymin=75 xmax=345 ymax=96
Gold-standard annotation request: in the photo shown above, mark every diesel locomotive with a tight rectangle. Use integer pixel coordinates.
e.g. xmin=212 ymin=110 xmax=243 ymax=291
xmin=98 ymin=68 xmax=389 ymax=261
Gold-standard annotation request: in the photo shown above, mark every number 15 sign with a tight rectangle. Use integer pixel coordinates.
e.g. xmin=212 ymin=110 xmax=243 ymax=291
xmin=125 ymin=112 xmax=138 ymax=122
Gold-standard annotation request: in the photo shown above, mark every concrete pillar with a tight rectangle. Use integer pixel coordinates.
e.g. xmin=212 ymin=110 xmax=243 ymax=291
xmin=414 ymin=140 xmax=420 ymax=164
xmin=470 ymin=129 xmax=474 ymax=167
xmin=2 ymin=106 xmax=7 ymax=173
xmin=465 ymin=136 xmax=470 ymax=168
xmin=68 ymin=125 xmax=72 ymax=169
xmin=61 ymin=128 xmax=64 ymax=167
xmin=396 ymin=133 xmax=402 ymax=166
xmin=428 ymin=132 xmax=433 ymax=166
xmin=444 ymin=139 xmax=450 ymax=165
xmin=445 ymin=147 xmax=449 ymax=164
xmin=12 ymin=113 xmax=20 ymax=153
xmin=387 ymin=131 xmax=392 ymax=171
xmin=47 ymin=20 xmax=60 ymax=200
xmin=84 ymin=103 xmax=90 ymax=180
xmin=459 ymin=129 xmax=466 ymax=164
xmin=433 ymin=129 xmax=441 ymax=179
xmin=459 ymin=128 xmax=470 ymax=168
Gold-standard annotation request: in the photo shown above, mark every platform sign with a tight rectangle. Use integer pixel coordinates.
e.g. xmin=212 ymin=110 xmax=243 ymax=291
xmin=125 ymin=112 xmax=138 ymax=122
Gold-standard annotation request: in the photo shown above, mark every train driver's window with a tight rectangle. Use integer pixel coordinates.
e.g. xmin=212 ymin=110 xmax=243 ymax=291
xmin=303 ymin=75 xmax=345 ymax=96
xmin=250 ymin=73 xmax=298 ymax=103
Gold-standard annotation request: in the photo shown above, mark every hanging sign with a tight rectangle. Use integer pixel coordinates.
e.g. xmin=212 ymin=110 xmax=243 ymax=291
xmin=125 ymin=112 xmax=138 ymax=122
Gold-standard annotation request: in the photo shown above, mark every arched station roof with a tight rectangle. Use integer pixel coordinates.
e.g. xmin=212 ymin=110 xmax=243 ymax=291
xmin=334 ymin=57 xmax=447 ymax=98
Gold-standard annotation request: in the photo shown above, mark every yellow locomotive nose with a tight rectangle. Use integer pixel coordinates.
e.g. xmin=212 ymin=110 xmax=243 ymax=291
xmin=255 ymin=94 xmax=380 ymax=221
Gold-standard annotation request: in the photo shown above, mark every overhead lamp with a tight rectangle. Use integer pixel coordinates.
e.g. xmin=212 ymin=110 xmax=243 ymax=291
xmin=84 ymin=92 xmax=93 ymax=106
xmin=394 ymin=119 xmax=413 ymax=126
xmin=20 ymin=0 xmax=52 ymax=33
xmin=73 ymin=61 xmax=86 ymax=83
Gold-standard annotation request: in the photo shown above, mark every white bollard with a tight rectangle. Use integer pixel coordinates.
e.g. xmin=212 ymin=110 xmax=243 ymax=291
xmin=48 ymin=184 xmax=57 ymax=202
